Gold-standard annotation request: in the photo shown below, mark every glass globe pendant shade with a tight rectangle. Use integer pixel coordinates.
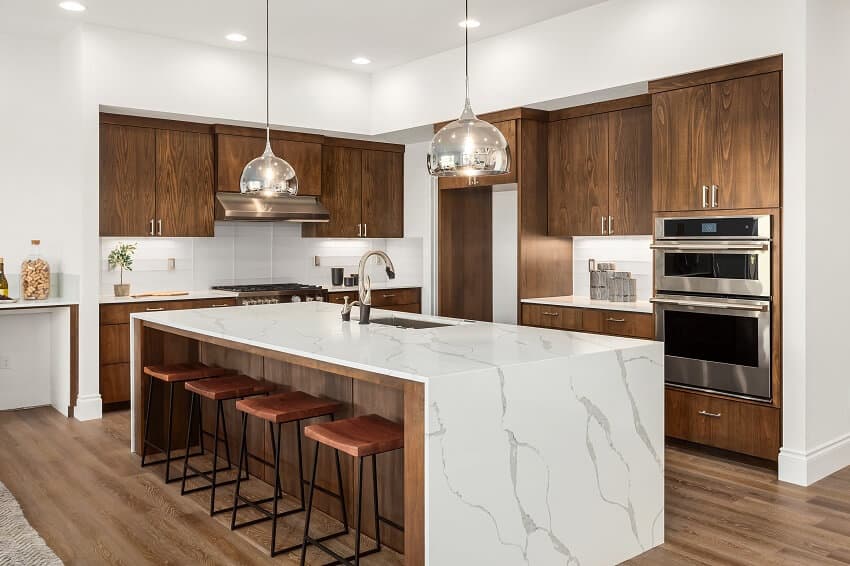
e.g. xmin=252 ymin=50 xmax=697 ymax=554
xmin=427 ymin=99 xmax=511 ymax=178
xmin=240 ymin=141 xmax=299 ymax=197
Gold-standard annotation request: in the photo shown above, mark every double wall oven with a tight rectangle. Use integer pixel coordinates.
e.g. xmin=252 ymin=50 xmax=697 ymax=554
xmin=652 ymin=215 xmax=772 ymax=401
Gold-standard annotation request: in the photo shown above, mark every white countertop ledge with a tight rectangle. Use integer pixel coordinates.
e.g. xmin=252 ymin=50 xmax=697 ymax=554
xmin=132 ymin=301 xmax=658 ymax=384
xmin=0 ymin=298 xmax=78 ymax=311
xmin=522 ymin=295 xmax=654 ymax=313
xmin=99 ymin=290 xmax=238 ymax=304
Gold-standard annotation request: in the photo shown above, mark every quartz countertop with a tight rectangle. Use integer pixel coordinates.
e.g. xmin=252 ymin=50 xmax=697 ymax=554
xmin=522 ymin=295 xmax=654 ymax=314
xmin=99 ymin=290 xmax=238 ymax=305
xmin=132 ymin=301 xmax=656 ymax=383
xmin=326 ymin=282 xmax=422 ymax=293
xmin=0 ymin=297 xmax=78 ymax=311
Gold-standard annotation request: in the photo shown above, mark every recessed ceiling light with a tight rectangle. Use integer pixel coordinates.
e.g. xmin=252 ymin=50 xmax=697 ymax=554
xmin=352 ymin=57 xmax=371 ymax=65
xmin=458 ymin=18 xmax=480 ymax=28
xmin=225 ymin=32 xmax=248 ymax=42
xmin=58 ymin=1 xmax=86 ymax=12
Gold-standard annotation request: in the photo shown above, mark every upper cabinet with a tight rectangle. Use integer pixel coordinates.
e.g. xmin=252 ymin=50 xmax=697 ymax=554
xmin=652 ymin=70 xmax=781 ymax=212
xmin=435 ymin=120 xmax=518 ymax=189
xmin=302 ymin=140 xmax=405 ymax=239
xmin=548 ymin=96 xmax=652 ymax=237
xmin=214 ymin=127 xmax=323 ymax=196
xmin=100 ymin=116 xmax=215 ymax=237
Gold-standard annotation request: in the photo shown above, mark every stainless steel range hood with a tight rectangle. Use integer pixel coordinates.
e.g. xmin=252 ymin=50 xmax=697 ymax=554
xmin=216 ymin=192 xmax=330 ymax=222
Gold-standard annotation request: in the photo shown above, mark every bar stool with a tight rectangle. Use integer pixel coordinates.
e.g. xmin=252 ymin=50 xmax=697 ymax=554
xmin=141 ymin=362 xmax=234 ymax=483
xmin=231 ymin=391 xmax=347 ymax=557
xmin=300 ymin=414 xmax=404 ymax=566
xmin=180 ymin=374 xmax=276 ymax=515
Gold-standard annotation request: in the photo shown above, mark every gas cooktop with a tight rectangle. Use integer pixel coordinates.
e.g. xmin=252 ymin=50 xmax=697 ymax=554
xmin=211 ymin=283 xmax=327 ymax=305
xmin=212 ymin=283 xmax=324 ymax=293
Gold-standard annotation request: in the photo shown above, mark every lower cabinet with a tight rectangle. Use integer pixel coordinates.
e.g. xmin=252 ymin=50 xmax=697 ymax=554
xmin=99 ymin=298 xmax=238 ymax=407
xmin=326 ymin=287 xmax=421 ymax=314
xmin=520 ymin=303 xmax=654 ymax=340
xmin=665 ymin=387 xmax=781 ymax=461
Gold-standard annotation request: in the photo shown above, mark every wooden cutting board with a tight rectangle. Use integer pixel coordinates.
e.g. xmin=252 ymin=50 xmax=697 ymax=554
xmin=129 ymin=291 xmax=190 ymax=299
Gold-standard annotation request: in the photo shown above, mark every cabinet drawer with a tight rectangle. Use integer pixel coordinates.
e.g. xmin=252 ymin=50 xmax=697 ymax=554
xmin=370 ymin=288 xmax=421 ymax=307
xmin=521 ymin=304 xmax=582 ymax=330
xmin=101 ymin=363 xmax=130 ymax=405
xmin=600 ymin=311 xmax=654 ymax=339
xmin=184 ymin=298 xmax=238 ymax=309
xmin=100 ymin=301 xmax=173 ymax=325
xmin=327 ymin=291 xmax=358 ymax=305
xmin=100 ymin=324 xmax=130 ymax=365
xmin=665 ymin=388 xmax=780 ymax=461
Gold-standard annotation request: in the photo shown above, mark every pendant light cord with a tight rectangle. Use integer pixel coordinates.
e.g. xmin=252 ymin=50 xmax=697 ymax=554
xmin=265 ymin=0 xmax=270 ymax=146
xmin=465 ymin=0 xmax=470 ymax=101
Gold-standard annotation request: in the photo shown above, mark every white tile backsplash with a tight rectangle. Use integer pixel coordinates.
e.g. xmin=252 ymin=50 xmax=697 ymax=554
xmin=100 ymin=222 xmax=424 ymax=295
xmin=572 ymin=236 xmax=652 ymax=300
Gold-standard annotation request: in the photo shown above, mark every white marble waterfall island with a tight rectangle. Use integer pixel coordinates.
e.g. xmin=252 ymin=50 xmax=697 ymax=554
xmin=130 ymin=302 xmax=664 ymax=566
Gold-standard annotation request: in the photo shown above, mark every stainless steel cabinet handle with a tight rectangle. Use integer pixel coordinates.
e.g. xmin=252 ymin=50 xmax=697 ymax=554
xmin=157 ymin=219 xmax=163 ymax=236
xmin=364 ymin=223 xmax=367 ymax=238
xmin=542 ymin=311 xmax=560 ymax=317
xmin=601 ymin=217 xmax=606 ymax=235
xmin=711 ymin=185 xmax=719 ymax=208
xmin=149 ymin=219 xmax=155 ymax=236
xmin=698 ymin=410 xmax=722 ymax=418
xmin=357 ymin=223 xmax=362 ymax=237
xmin=649 ymin=243 xmax=769 ymax=251
xmin=382 ymin=294 xmax=396 ymax=298
xmin=650 ymin=297 xmax=768 ymax=312
xmin=145 ymin=307 xmax=165 ymax=312
xmin=608 ymin=216 xmax=614 ymax=235
xmin=606 ymin=317 xmax=626 ymax=323
xmin=702 ymin=185 xmax=709 ymax=208
xmin=211 ymin=304 xmax=229 ymax=308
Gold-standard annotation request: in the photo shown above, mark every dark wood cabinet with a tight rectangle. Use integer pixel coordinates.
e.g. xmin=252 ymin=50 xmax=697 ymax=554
xmin=327 ymin=287 xmax=421 ymax=314
xmin=155 ymin=129 xmax=215 ymax=237
xmin=215 ymin=132 xmax=322 ymax=196
xmin=100 ymin=124 xmax=157 ymax=237
xmin=303 ymin=144 xmax=404 ymax=239
xmin=521 ymin=303 xmax=654 ymax=340
xmin=652 ymin=72 xmax=780 ymax=212
xmin=549 ymin=99 xmax=652 ymax=237
xmin=437 ymin=120 xmax=517 ymax=190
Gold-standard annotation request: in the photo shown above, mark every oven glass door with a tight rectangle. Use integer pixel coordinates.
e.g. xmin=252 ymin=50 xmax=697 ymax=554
xmin=655 ymin=296 xmax=771 ymax=400
xmin=653 ymin=242 xmax=770 ymax=297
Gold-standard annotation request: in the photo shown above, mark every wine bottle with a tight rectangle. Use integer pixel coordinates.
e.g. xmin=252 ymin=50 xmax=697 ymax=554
xmin=0 ymin=257 xmax=8 ymax=298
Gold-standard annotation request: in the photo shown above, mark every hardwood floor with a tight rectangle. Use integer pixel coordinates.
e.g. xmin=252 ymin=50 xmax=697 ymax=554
xmin=2 ymin=407 xmax=850 ymax=565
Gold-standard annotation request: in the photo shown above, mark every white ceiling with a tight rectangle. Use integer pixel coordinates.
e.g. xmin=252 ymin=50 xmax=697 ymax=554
xmin=1 ymin=0 xmax=607 ymax=72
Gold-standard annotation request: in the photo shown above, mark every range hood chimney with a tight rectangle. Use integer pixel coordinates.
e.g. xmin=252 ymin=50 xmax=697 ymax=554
xmin=216 ymin=192 xmax=330 ymax=222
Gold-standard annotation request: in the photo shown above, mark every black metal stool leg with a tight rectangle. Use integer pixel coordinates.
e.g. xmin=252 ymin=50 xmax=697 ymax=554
xmin=219 ymin=401 xmax=233 ymax=469
xmin=335 ymin=443 xmax=349 ymax=531
xmin=180 ymin=391 xmax=198 ymax=495
xmin=164 ymin=382 xmax=176 ymax=483
xmin=354 ymin=455 xmax=364 ymax=566
xmin=300 ymin=441 xmax=320 ymax=566
xmin=141 ymin=373 xmax=154 ymax=467
xmin=372 ymin=454 xmax=381 ymax=551
xmin=269 ymin=422 xmax=283 ymax=498
xmin=296 ymin=418 xmax=305 ymax=505
xmin=209 ymin=399 xmax=222 ymax=516
xmin=270 ymin=422 xmax=282 ymax=556
xmin=197 ymin=394 xmax=205 ymax=453
xmin=230 ymin=412 xmax=248 ymax=530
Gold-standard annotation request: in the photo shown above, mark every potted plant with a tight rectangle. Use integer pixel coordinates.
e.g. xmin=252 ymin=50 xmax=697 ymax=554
xmin=108 ymin=242 xmax=137 ymax=297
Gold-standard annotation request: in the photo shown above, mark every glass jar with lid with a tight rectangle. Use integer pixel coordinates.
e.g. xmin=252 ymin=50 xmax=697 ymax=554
xmin=21 ymin=240 xmax=50 ymax=300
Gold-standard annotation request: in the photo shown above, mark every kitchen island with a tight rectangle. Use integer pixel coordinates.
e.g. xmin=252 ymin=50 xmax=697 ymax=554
xmin=130 ymin=302 xmax=664 ymax=565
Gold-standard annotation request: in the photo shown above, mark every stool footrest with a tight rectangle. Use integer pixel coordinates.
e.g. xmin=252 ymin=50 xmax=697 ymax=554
xmin=304 ymin=535 xmax=380 ymax=566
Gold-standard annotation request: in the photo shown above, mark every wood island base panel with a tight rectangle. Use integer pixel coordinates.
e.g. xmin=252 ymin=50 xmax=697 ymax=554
xmin=130 ymin=302 xmax=664 ymax=565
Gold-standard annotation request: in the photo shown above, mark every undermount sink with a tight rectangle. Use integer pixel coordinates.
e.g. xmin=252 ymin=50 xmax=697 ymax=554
xmin=368 ymin=316 xmax=455 ymax=330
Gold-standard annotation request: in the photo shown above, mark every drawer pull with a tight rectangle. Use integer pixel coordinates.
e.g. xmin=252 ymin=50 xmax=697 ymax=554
xmin=542 ymin=311 xmax=560 ymax=317
xmin=145 ymin=307 xmax=165 ymax=312
xmin=382 ymin=294 xmax=396 ymax=298
xmin=211 ymin=304 xmax=229 ymax=308
xmin=606 ymin=317 xmax=626 ymax=323
xmin=698 ymin=410 xmax=722 ymax=418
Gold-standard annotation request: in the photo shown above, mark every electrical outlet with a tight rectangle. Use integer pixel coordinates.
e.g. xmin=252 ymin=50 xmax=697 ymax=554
xmin=167 ymin=258 xmax=176 ymax=271
xmin=0 ymin=355 xmax=10 ymax=370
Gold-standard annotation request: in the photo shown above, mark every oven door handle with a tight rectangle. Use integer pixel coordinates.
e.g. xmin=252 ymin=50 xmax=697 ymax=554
xmin=649 ymin=243 xmax=769 ymax=251
xmin=650 ymin=297 xmax=769 ymax=312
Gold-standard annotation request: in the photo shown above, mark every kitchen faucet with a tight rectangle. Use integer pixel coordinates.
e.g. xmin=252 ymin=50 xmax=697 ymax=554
xmin=340 ymin=249 xmax=396 ymax=324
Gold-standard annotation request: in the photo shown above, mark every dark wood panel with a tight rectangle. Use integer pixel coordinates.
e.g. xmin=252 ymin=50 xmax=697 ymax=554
xmin=216 ymin=134 xmax=322 ymax=196
xmin=609 ymin=105 xmax=653 ymax=235
xmin=99 ymin=124 xmax=156 ymax=237
xmin=272 ymin=139 xmax=322 ymax=197
xmin=520 ymin=304 xmax=582 ymax=330
xmin=100 ymin=113 xmax=213 ymax=134
xmin=404 ymin=381 xmax=425 ymax=566
xmin=215 ymin=134 xmax=265 ymax=193
xmin=652 ymin=85 xmax=714 ymax=212
xmin=665 ymin=387 xmax=781 ymax=461
xmin=649 ymin=54 xmax=783 ymax=94
xmin=712 ymin=72 xmax=781 ymax=210
xmin=438 ymin=120 xmax=517 ymax=189
xmin=550 ymin=114 xmax=609 ymax=236
xmin=370 ymin=288 xmax=420 ymax=307
xmin=548 ymin=94 xmax=652 ymax=122
xmin=69 ymin=304 xmax=78 ymax=417
xmin=100 ymin=363 xmax=130 ymax=405
xmin=322 ymin=136 xmax=405 ymax=153
xmin=362 ymin=150 xmax=404 ymax=237
xmin=438 ymin=187 xmax=493 ymax=321
xmin=601 ymin=311 xmax=654 ymax=339
xmin=433 ymin=107 xmax=548 ymax=131
xmin=213 ymin=123 xmax=324 ymax=144
xmin=99 ymin=324 xmax=129 ymax=366
xmin=155 ymin=129 xmax=215 ymax=237
xmin=302 ymin=147 xmax=363 ymax=238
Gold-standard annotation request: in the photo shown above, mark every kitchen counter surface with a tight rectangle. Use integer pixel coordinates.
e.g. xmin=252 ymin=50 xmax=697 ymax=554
xmin=326 ymin=282 xmax=422 ymax=292
xmin=522 ymin=295 xmax=654 ymax=314
xmin=0 ymin=297 xmax=78 ymax=311
xmin=131 ymin=301 xmax=664 ymax=564
xmin=99 ymin=290 xmax=238 ymax=305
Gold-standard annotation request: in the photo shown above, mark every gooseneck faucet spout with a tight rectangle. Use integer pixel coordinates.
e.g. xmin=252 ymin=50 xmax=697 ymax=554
xmin=340 ymin=249 xmax=396 ymax=324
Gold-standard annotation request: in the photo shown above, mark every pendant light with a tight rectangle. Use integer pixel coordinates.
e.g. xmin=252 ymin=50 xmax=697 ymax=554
xmin=427 ymin=0 xmax=510 ymax=178
xmin=240 ymin=0 xmax=298 ymax=197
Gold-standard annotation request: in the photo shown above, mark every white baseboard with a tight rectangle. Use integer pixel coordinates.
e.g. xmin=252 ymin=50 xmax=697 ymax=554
xmin=779 ymin=432 xmax=850 ymax=486
xmin=73 ymin=393 xmax=102 ymax=421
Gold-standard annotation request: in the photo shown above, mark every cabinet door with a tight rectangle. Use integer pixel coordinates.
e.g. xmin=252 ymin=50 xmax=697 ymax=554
xmin=712 ymin=72 xmax=781 ymax=210
xmin=155 ymin=130 xmax=215 ymax=237
xmin=216 ymin=134 xmax=265 ymax=193
xmin=303 ymin=147 xmax=362 ymax=238
xmin=271 ymin=139 xmax=322 ymax=197
xmin=362 ymin=150 xmax=404 ymax=238
xmin=609 ymin=106 xmax=653 ymax=235
xmin=100 ymin=124 xmax=156 ymax=236
xmin=550 ymin=115 xmax=609 ymax=236
xmin=652 ymin=85 xmax=714 ymax=212
xmin=437 ymin=120 xmax=516 ymax=189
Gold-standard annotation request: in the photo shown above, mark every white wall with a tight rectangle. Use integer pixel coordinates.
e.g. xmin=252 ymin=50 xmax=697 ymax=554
xmin=572 ymin=237 xmax=653 ymax=301
xmin=492 ymin=187 xmax=518 ymax=324
xmin=402 ymin=141 xmax=435 ymax=314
